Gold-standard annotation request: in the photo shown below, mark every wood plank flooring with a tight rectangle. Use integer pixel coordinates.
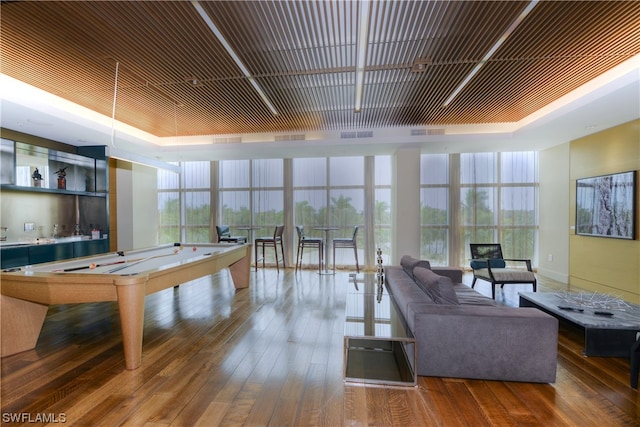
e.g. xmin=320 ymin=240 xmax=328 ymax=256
xmin=1 ymin=269 xmax=639 ymax=426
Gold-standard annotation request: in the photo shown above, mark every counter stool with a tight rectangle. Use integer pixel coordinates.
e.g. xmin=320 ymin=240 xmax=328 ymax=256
xmin=254 ymin=225 xmax=285 ymax=273
xmin=333 ymin=225 xmax=360 ymax=273
xmin=295 ymin=226 xmax=323 ymax=273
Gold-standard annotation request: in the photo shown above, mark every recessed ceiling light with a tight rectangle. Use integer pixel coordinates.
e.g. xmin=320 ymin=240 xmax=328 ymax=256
xmin=185 ymin=76 xmax=203 ymax=86
xmin=411 ymin=58 xmax=431 ymax=72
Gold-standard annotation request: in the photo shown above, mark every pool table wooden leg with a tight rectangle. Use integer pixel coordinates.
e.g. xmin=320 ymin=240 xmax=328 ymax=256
xmin=1 ymin=295 xmax=48 ymax=357
xmin=115 ymin=281 xmax=146 ymax=370
xmin=228 ymin=244 xmax=252 ymax=289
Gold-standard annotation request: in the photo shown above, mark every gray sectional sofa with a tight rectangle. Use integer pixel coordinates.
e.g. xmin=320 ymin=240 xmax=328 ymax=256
xmin=385 ymin=256 xmax=558 ymax=383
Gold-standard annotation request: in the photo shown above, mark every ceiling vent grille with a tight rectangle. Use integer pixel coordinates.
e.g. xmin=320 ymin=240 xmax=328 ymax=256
xmin=411 ymin=128 xmax=445 ymax=136
xmin=213 ymin=136 xmax=242 ymax=144
xmin=341 ymin=131 xmax=357 ymax=139
xmin=275 ymin=134 xmax=306 ymax=141
xmin=341 ymin=130 xmax=374 ymax=139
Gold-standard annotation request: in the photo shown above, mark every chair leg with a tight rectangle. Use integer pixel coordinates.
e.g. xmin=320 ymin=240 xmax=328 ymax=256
xmin=471 ymin=277 xmax=477 ymax=288
xmin=332 ymin=245 xmax=336 ymax=271
xmin=318 ymin=243 xmax=323 ymax=273
xmin=255 ymin=243 xmax=259 ymax=272
xmin=491 ymin=284 xmax=496 ymax=299
xmin=295 ymin=243 xmax=301 ymax=271
xmin=280 ymin=240 xmax=286 ymax=268
xmin=274 ymin=243 xmax=278 ymax=271
xmin=353 ymin=244 xmax=359 ymax=273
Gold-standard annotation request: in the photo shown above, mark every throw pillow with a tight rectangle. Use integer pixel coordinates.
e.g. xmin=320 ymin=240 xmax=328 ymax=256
xmin=400 ymin=255 xmax=431 ymax=278
xmin=413 ymin=266 xmax=459 ymax=305
xmin=470 ymin=259 xmax=506 ymax=270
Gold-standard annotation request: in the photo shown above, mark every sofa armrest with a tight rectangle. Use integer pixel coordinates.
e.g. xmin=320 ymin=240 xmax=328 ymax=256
xmin=431 ymin=267 xmax=463 ymax=283
xmin=407 ymin=304 xmax=558 ymax=382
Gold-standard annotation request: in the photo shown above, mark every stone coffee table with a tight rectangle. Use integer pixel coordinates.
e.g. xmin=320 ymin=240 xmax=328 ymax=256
xmin=519 ymin=291 xmax=640 ymax=357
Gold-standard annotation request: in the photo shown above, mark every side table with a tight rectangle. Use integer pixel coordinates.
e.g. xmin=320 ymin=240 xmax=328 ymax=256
xmin=343 ymin=275 xmax=416 ymax=387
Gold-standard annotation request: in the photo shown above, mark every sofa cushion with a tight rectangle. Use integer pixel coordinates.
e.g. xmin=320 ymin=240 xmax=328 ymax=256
xmin=400 ymin=255 xmax=431 ymax=278
xmin=413 ymin=267 xmax=459 ymax=305
xmin=452 ymin=284 xmax=498 ymax=306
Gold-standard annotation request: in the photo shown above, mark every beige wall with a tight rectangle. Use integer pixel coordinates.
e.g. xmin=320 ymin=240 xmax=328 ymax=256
xmin=569 ymin=119 xmax=640 ymax=303
xmin=538 ymin=143 xmax=570 ymax=283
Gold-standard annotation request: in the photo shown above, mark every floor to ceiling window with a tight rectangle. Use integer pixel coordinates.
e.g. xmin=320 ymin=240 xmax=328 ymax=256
xmin=292 ymin=156 xmax=365 ymax=268
xmin=420 ymin=151 xmax=539 ymax=267
xmin=219 ymin=159 xmax=250 ymax=231
xmin=157 ymin=162 xmax=181 ymax=243
xmin=292 ymin=157 xmax=329 ymax=266
xmin=219 ymin=159 xmax=284 ymax=264
xmin=374 ymin=156 xmax=392 ymax=264
xmin=157 ymin=161 xmax=212 ymax=243
xmin=183 ymin=161 xmax=212 ymax=242
xmin=157 ymin=152 xmax=536 ymax=269
xmin=249 ymin=159 xmax=285 ymax=265
xmin=419 ymin=153 xmax=450 ymax=265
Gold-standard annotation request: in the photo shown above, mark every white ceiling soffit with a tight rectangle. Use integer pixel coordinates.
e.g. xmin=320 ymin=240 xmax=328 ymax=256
xmin=1 ymin=54 xmax=639 ymax=161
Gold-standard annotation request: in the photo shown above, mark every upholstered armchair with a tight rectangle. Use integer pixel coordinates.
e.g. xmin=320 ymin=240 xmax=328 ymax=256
xmin=469 ymin=243 xmax=536 ymax=299
xmin=215 ymin=225 xmax=248 ymax=244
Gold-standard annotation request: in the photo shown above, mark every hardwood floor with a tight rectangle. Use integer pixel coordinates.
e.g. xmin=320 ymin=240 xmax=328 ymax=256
xmin=1 ymin=268 xmax=638 ymax=426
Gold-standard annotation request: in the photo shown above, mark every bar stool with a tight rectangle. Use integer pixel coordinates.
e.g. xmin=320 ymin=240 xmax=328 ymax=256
xmin=333 ymin=225 xmax=360 ymax=273
xmin=215 ymin=225 xmax=247 ymax=244
xmin=295 ymin=226 xmax=324 ymax=273
xmin=254 ymin=225 xmax=285 ymax=272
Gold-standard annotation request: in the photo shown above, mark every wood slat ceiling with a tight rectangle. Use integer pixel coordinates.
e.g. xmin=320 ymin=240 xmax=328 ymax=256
xmin=2 ymin=0 xmax=639 ymax=138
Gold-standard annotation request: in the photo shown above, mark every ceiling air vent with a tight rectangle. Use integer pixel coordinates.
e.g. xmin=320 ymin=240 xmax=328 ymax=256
xmin=341 ymin=131 xmax=373 ymax=139
xmin=411 ymin=128 xmax=445 ymax=136
xmin=213 ymin=136 xmax=242 ymax=144
xmin=275 ymin=134 xmax=306 ymax=141
xmin=341 ymin=131 xmax=357 ymax=139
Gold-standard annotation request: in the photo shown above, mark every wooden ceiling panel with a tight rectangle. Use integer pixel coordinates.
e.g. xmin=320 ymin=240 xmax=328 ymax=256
xmin=1 ymin=1 xmax=638 ymax=138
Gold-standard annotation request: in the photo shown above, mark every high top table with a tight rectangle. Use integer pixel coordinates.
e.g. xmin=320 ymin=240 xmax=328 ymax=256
xmin=314 ymin=226 xmax=339 ymax=275
xmin=236 ymin=225 xmax=261 ymax=244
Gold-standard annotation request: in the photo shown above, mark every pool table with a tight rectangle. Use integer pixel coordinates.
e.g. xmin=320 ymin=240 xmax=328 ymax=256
xmin=1 ymin=242 xmax=251 ymax=370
